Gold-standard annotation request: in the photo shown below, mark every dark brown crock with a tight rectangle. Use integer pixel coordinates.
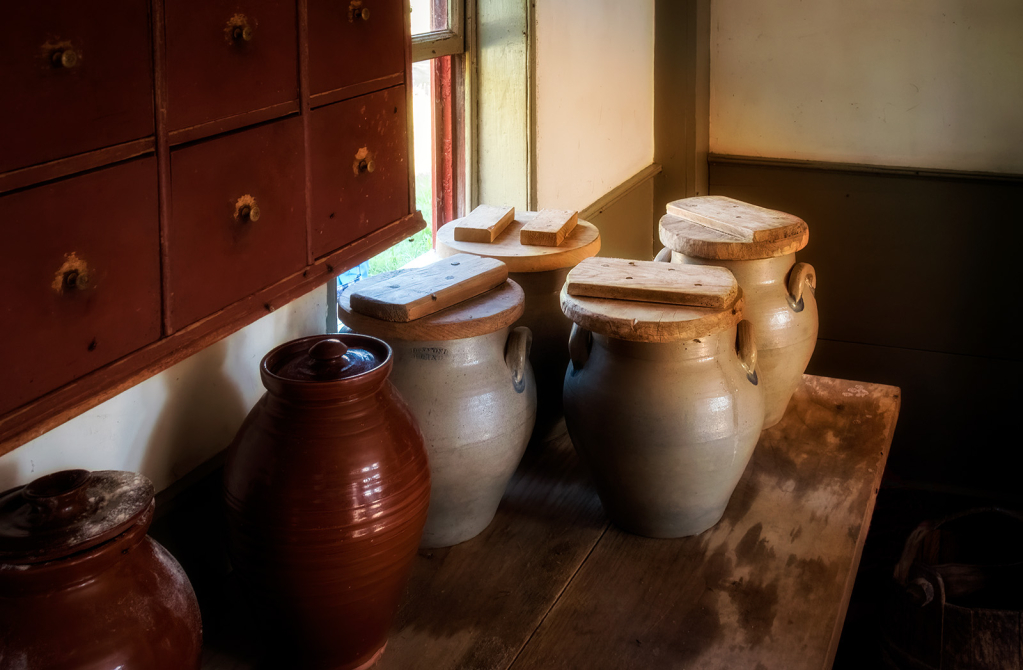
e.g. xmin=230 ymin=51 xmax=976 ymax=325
xmin=0 ymin=469 xmax=203 ymax=669
xmin=223 ymin=333 xmax=430 ymax=670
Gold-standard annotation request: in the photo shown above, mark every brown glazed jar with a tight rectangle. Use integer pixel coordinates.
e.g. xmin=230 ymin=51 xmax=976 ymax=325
xmin=0 ymin=469 xmax=203 ymax=669
xmin=224 ymin=333 xmax=430 ymax=670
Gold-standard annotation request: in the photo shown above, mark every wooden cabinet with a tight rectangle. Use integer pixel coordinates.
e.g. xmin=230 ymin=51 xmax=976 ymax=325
xmin=0 ymin=0 xmax=154 ymax=173
xmin=165 ymin=0 xmax=299 ymax=137
xmin=310 ymin=86 xmax=409 ymax=257
xmin=0 ymin=0 xmax=423 ymax=454
xmin=168 ymin=117 xmax=307 ymax=329
xmin=307 ymin=0 xmax=406 ymax=105
xmin=0 ymin=158 xmax=162 ymax=416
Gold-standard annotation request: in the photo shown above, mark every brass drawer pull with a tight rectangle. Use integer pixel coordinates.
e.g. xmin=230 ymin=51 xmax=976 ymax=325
xmin=348 ymin=1 xmax=370 ymax=22
xmin=51 ymin=47 xmax=79 ymax=69
xmin=226 ymin=15 xmax=255 ymax=45
xmin=52 ymin=253 xmax=91 ymax=294
xmin=235 ymin=196 xmax=261 ymax=223
xmin=352 ymin=147 xmax=376 ymax=175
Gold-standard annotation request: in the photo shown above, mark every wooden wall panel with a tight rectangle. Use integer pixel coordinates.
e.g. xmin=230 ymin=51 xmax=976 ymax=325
xmin=708 ymin=157 xmax=1023 ymax=497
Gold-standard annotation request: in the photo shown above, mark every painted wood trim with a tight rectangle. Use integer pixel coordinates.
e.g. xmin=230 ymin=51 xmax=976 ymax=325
xmin=0 ymin=211 xmax=426 ymax=457
xmin=653 ymin=0 xmax=711 ymax=255
xmin=0 ymin=139 xmax=156 ymax=195
xmin=167 ymin=101 xmax=302 ymax=146
xmin=709 ymin=153 xmax=1023 ymax=184
xmin=579 ymin=163 xmax=662 ymax=221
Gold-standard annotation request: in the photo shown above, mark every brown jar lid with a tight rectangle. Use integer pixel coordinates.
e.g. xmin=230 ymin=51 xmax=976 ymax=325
xmin=436 ymin=211 xmax=601 ymax=273
xmin=268 ymin=334 xmax=389 ymax=383
xmin=560 ymin=257 xmax=744 ymax=342
xmin=659 ymin=196 xmax=808 ymax=260
xmin=0 ymin=469 xmax=154 ymax=565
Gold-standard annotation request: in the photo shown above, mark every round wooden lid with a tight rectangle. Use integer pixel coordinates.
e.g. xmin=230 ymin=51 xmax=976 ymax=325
xmin=561 ymin=285 xmax=744 ymax=343
xmin=659 ymin=196 xmax=809 ymax=260
xmin=560 ymin=258 xmax=745 ymax=343
xmin=339 ymin=278 xmax=525 ymax=341
xmin=436 ymin=212 xmax=601 ymax=273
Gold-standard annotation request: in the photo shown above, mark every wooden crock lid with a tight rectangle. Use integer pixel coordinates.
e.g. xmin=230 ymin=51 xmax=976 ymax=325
xmin=340 ymin=278 xmax=525 ymax=342
xmin=659 ymin=196 xmax=809 ymax=260
xmin=436 ymin=211 xmax=601 ymax=273
xmin=560 ymin=258 xmax=744 ymax=343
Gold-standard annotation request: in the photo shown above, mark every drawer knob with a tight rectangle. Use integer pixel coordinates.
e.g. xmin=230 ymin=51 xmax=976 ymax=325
xmin=232 ymin=24 xmax=254 ymax=42
xmin=353 ymin=158 xmax=376 ymax=175
xmin=51 ymin=48 xmax=79 ymax=69
xmin=348 ymin=2 xmax=370 ymax=21
xmin=226 ymin=15 xmax=254 ymax=44
xmin=63 ymin=269 xmax=91 ymax=291
xmin=238 ymin=203 xmax=261 ymax=222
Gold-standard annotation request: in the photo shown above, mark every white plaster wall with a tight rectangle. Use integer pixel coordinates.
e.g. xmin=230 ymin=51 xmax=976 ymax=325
xmin=0 ymin=285 xmax=327 ymax=493
xmin=710 ymin=0 xmax=1023 ymax=174
xmin=535 ymin=0 xmax=655 ymax=209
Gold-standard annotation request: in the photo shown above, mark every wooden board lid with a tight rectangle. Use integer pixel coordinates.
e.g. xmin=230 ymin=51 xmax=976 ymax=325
xmin=566 ymin=257 xmax=738 ymax=310
xmin=560 ymin=258 xmax=743 ymax=342
xmin=437 ymin=211 xmax=601 ymax=273
xmin=660 ymin=196 xmax=809 ymax=260
xmin=340 ymin=277 xmax=525 ymax=342
xmin=349 ymin=254 xmax=507 ymax=322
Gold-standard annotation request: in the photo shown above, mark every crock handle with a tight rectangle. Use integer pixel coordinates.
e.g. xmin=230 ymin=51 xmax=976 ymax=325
xmin=568 ymin=323 xmax=592 ymax=370
xmin=654 ymin=246 xmax=672 ymax=263
xmin=505 ymin=326 xmax=533 ymax=390
xmin=787 ymin=262 xmax=817 ymax=304
xmin=736 ymin=319 xmax=758 ymax=376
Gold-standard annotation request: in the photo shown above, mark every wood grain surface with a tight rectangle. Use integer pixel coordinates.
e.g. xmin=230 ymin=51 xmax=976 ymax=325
xmin=340 ymin=278 xmax=524 ymax=341
xmin=566 ymin=257 xmax=738 ymax=309
xmin=560 ymin=283 xmax=744 ymax=343
xmin=659 ymin=213 xmax=809 ymax=261
xmin=200 ymin=375 xmax=899 ymax=670
xmin=512 ymin=376 xmax=899 ymax=670
xmin=519 ymin=209 xmax=578 ymax=247
xmin=437 ymin=212 xmax=601 ymax=273
xmin=349 ymin=254 xmax=507 ymax=322
xmin=666 ymin=195 xmax=805 ymax=243
xmin=452 ymin=204 xmax=515 ymax=243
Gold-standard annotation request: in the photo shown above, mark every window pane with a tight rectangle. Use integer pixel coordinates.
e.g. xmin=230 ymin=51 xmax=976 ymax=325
xmin=411 ymin=0 xmax=448 ymax=34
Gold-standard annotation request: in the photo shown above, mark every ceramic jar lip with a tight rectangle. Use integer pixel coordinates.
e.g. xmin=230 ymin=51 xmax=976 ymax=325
xmin=0 ymin=502 xmax=154 ymax=593
xmin=261 ymin=333 xmax=394 ymax=401
xmin=0 ymin=470 xmax=154 ymax=565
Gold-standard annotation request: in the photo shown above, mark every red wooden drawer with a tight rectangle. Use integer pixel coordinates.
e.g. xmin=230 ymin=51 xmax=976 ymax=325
xmin=0 ymin=1 xmax=154 ymax=174
xmin=307 ymin=0 xmax=405 ymax=98
xmin=0 ymin=158 xmax=161 ymax=416
xmin=168 ymin=118 xmax=307 ymax=330
xmin=309 ymin=86 xmax=409 ymax=257
xmin=165 ymin=0 xmax=299 ymax=135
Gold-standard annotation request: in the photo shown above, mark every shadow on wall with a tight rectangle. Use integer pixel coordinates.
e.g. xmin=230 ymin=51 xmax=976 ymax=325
xmin=143 ymin=339 xmax=250 ymax=487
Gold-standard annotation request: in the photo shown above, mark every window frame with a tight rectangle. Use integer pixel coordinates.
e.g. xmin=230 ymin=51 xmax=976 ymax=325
xmin=410 ymin=0 xmax=466 ymax=63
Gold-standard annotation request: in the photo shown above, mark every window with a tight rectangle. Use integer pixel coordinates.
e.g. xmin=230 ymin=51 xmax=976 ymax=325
xmin=339 ymin=0 xmax=470 ymax=290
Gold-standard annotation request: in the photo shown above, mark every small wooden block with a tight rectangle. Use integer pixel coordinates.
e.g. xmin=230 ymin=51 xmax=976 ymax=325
xmin=666 ymin=195 xmax=805 ymax=243
xmin=452 ymin=204 xmax=515 ymax=243
xmin=349 ymin=253 xmax=508 ymax=322
xmin=520 ymin=209 xmax=578 ymax=247
xmin=566 ymin=257 xmax=738 ymax=309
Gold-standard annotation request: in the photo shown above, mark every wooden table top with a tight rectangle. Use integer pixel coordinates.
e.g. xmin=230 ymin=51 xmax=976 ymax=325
xmin=202 ymin=375 xmax=900 ymax=670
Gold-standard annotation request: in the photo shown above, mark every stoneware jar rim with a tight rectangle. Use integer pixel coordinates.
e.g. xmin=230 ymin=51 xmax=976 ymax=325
xmin=260 ymin=333 xmax=394 ymax=397
xmin=0 ymin=470 xmax=154 ymax=565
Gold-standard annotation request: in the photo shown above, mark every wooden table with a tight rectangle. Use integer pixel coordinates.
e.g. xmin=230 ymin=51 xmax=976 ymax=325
xmin=202 ymin=375 xmax=900 ymax=670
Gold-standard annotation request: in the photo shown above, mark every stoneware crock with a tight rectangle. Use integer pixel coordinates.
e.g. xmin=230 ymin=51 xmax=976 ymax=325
xmin=339 ymin=278 xmax=535 ymax=548
xmin=0 ymin=469 xmax=203 ymax=669
xmin=436 ymin=211 xmax=601 ymax=440
xmin=561 ymin=259 xmax=765 ymax=538
xmin=223 ymin=333 xmax=430 ymax=670
xmin=658 ymin=195 xmax=817 ymax=428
